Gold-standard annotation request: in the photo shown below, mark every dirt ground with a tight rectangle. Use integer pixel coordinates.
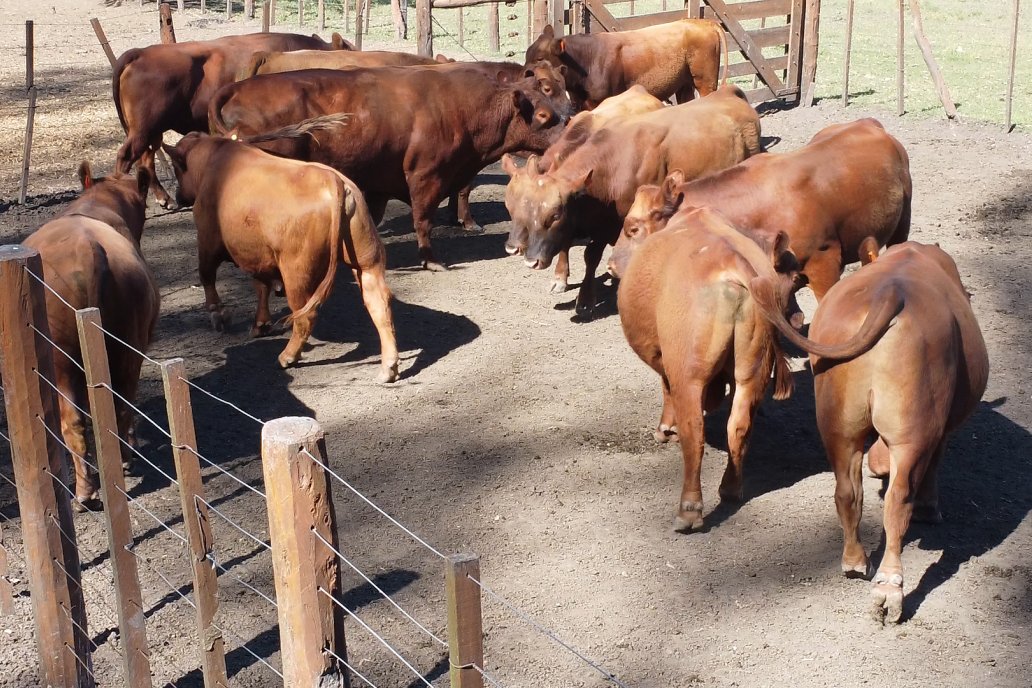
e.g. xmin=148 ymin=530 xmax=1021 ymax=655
xmin=1 ymin=4 xmax=1032 ymax=688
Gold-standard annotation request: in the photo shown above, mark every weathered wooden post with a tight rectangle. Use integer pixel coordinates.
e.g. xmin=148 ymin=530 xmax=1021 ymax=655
xmin=263 ymin=0 xmax=271 ymax=31
xmin=446 ymin=554 xmax=485 ymax=688
xmin=532 ymin=0 xmax=547 ymax=36
xmin=1006 ymin=0 xmax=1021 ymax=131
xmin=19 ymin=21 xmax=36 ymax=206
xmin=417 ymin=0 xmax=432 ymax=56
xmin=355 ymin=0 xmax=366 ymax=48
xmin=896 ymin=0 xmax=905 ymax=115
xmin=842 ymin=0 xmax=854 ymax=105
xmin=90 ymin=18 xmax=117 ymax=68
xmin=490 ymin=1 xmax=501 ymax=50
xmin=907 ymin=0 xmax=956 ymax=118
xmin=800 ymin=0 xmax=820 ymax=105
xmin=161 ymin=359 xmax=229 ymax=688
xmin=0 ymin=245 xmax=94 ymax=687
xmin=262 ymin=417 xmax=349 ymax=687
xmin=246 ymin=0 xmax=255 ymax=19
xmin=319 ymin=0 xmax=326 ymax=30
xmin=76 ymin=308 xmax=153 ymax=688
xmin=160 ymin=3 xmax=177 ymax=44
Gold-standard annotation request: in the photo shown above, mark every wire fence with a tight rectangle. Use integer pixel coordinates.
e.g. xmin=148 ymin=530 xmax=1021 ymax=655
xmin=0 ymin=249 xmax=636 ymax=687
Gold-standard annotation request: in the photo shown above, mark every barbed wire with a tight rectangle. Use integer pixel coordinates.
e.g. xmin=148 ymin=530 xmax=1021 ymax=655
xmin=318 ymin=585 xmax=434 ymax=688
xmin=300 ymin=447 xmax=445 ymax=559
xmin=310 ymin=526 xmax=446 ymax=648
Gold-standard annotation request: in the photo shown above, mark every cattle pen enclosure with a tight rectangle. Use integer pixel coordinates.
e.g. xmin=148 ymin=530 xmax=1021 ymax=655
xmin=2 ymin=0 xmax=1032 ymax=687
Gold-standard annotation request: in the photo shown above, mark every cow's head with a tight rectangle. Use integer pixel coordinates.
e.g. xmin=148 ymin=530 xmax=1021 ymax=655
xmin=752 ymin=229 xmax=807 ymax=330
xmin=505 ymin=76 xmax=570 ymax=154
xmin=76 ymin=160 xmax=151 ymax=243
xmin=162 ymin=132 xmax=216 ymax=208
xmin=502 ymin=152 xmax=590 ymax=270
xmin=607 ymin=170 xmax=686 ymax=279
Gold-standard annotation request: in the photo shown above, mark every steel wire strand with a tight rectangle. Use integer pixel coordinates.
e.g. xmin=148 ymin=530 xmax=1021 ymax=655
xmin=310 ymin=527 xmax=446 ymax=648
xmin=194 ymin=495 xmax=271 ymax=552
xmin=324 ymin=646 xmax=380 ymax=688
xmin=300 ymin=448 xmax=445 ymax=559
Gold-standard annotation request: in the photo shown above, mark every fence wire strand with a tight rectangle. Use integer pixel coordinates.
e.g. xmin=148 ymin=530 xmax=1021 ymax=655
xmin=185 ymin=444 xmax=266 ymax=499
xmin=110 ymin=429 xmax=179 ymax=486
xmin=195 ymin=494 xmax=271 ymax=552
xmin=29 ymin=325 xmax=85 ymax=372
xmin=114 ymin=484 xmax=188 ymax=546
xmin=89 ymin=320 xmax=160 ymax=367
xmin=310 ymin=526 xmax=446 ymax=648
xmin=301 ymin=448 xmax=445 ymax=560
xmin=23 ymin=264 xmax=78 ymax=312
xmin=324 ymin=646 xmax=380 ymax=688
xmin=319 ymin=586 xmax=434 ymax=688
xmin=36 ymin=415 xmax=100 ymax=474
xmin=181 ymin=377 xmax=265 ymax=426
xmin=34 ymin=368 xmax=91 ymax=418
xmin=206 ymin=551 xmax=278 ymax=609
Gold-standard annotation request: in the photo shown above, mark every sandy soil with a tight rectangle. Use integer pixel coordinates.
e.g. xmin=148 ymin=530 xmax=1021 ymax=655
xmin=1 ymin=4 xmax=1031 ymax=688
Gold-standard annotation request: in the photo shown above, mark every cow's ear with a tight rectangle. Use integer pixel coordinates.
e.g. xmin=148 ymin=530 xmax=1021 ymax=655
xmin=663 ymin=169 xmax=686 ymax=194
xmin=77 ymin=161 xmax=94 ymax=190
xmin=557 ymin=39 xmax=566 ymax=54
xmin=435 ymin=53 xmax=452 ymax=63
xmin=526 ymin=154 xmax=540 ymax=175
xmin=541 ymin=24 xmax=554 ymax=39
xmin=571 ymin=168 xmax=592 ymax=193
xmin=136 ymin=166 xmax=152 ymax=197
xmin=501 ymin=154 xmax=520 ymax=177
xmin=512 ymin=88 xmax=530 ymax=113
xmin=859 ymin=236 xmax=880 ymax=265
xmin=161 ymin=143 xmax=183 ymax=170
xmin=557 ymin=64 xmax=567 ymax=77
xmin=769 ymin=230 xmax=797 ymax=273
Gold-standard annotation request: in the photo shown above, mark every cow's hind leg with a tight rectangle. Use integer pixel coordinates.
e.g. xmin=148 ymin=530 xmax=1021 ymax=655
xmin=251 ymin=279 xmax=276 ymax=338
xmin=354 ymin=266 xmax=400 ymax=383
xmin=913 ymin=440 xmax=946 ymax=524
xmin=140 ymin=145 xmax=173 ymax=209
xmin=198 ymin=239 xmax=229 ymax=331
xmin=719 ymin=376 xmax=765 ymax=502
xmin=446 ymin=185 xmax=482 ymax=233
xmin=824 ymin=429 xmax=868 ymax=578
xmin=58 ymin=391 xmax=99 ymax=511
xmin=278 ymin=280 xmax=317 ymax=368
xmin=871 ymin=441 xmax=934 ymax=624
xmin=669 ymin=380 xmax=706 ymax=532
xmin=574 ymin=239 xmax=606 ymax=320
xmin=551 ymin=245 xmax=571 ymax=294
xmin=655 ymin=380 xmax=679 ymax=443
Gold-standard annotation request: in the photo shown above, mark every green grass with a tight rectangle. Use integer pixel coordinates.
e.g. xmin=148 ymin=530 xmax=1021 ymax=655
xmin=276 ymin=0 xmax=1030 ymax=128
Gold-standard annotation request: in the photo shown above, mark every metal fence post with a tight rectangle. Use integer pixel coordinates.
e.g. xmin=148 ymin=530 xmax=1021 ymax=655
xmin=0 ymin=245 xmax=94 ymax=687
xmin=261 ymin=417 xmax=349 ymax=687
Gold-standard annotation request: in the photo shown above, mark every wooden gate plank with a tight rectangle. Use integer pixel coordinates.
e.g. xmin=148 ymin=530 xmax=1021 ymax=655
xmin=706 ymin=0 xmax=786 ymax=93
xmin=581 ymin=0 xmax=620 ymax=31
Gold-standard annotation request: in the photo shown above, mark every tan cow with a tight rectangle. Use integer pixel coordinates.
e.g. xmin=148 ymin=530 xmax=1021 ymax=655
xmin=525 ymin=20 xmax=727 ymax=110
xmin=164 ymin=132 xmax=399 ymax=381
xmin=608 ymin=118 xmax=912 ymax=302
xmin=618 ymin=206 xmax=798 ymax=532
xmin=504 ymin=84 xmax=761 ymax=317
xmin=750 ymin=242 xmax=989 ymax=623
xmin=21 ymin=163 xmax=160 ymax=510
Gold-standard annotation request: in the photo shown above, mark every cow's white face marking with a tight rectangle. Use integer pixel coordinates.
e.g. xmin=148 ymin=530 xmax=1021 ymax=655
xmin=538 ymin=179 xmax=544 ymax=187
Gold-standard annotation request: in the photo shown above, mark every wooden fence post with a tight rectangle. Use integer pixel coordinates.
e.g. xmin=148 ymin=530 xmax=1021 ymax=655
xmin=90 ymin=18 xmax=117 ymax=68
xmin=355 ymin=0 xmax=365 ymax=48
xmin=842 ymin=0 xmax=854 ymax=106
xmin=532 ymin=0 xmax=547 ymax=36
xmin=263 ymin=1 xmax=271 ymax=31
xmin=446 ymin=553 xmax=484 ymax=688
xmin=271 ymin=0 xmax=277 ymax=25
xmin=245 ymin=0 xmax=254 ymax=19
xmin=160 ymin=3 xmax=177 ymax=44
xmin=227 ymin=0 xmax=233 ymax=21
xmin=416 ymin=0 xmax=432 ymax=56
xmin=800 ymin=0 xmax=820 ymax=105
xmin=908 ymin=0 xmax=956 ymax=118
xmin=489 ymin=1 xmax=500 ymax=49
xmin=161 ymin=359 xmax=229 ymax=688
xmin=75 ymin=308 xmax=153 ymax=688
xmin=261 ymin=417 xmax=349 ymax=687
xmin=19 ymin=22 xmax=36 ymax=206
xmin=459 ymin=7 xmax=465 ymax=46
xmin=319 ymin=0 xmax=326 ymax=30
xmin=1006 ymin=0 xmax=1021 ymax=131
xmin=548 ymin=0 xmax=562 ymax=38
xmin=0 ymin=245 xmax=94 ymax=687
xmin=299 ymin=0 xmax=305 ymax=26
xmin=896 ymin=0 xmax=905 ymax=115
xmin=0 ymin=521 xmax=13 ymax=616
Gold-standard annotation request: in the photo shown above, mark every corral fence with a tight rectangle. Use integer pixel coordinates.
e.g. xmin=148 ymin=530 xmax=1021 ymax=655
xmin=0 ymin=243 xmax=634 ymax=684
xmin=416 ymin=0 xmax=822 ymax=107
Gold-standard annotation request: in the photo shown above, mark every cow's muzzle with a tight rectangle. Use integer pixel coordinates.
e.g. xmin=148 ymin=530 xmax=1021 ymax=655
xmin=505 ymin=242 xmax=525 ymax=256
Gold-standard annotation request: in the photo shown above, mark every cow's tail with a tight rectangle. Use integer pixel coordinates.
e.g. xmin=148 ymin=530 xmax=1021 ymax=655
xmin=112 ymin=48 xmax=143 ymax=134
xmin=749 ymin=276 xmax=903 ymax=361
xmin=237 ymin=51 xmax=271 ymax=81
xmin=208 ymin=84 xmax=237 ymax=136
xmin=243 ymin=112 xmax=352 ymax=146
xmin=285 ymin=177 xmax=345 ymax=325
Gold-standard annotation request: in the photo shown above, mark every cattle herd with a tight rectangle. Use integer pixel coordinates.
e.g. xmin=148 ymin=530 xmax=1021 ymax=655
xmin=20 ymin=17 xmax=989 ymax=626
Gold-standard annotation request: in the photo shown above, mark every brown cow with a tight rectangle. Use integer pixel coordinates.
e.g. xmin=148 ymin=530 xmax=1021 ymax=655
xmin=617 ymin=206 xmax=797 ymax=532
xmin=208 ymin=63 xmax=572 ymax=270
xmin=21 ymin=163 xmax=160 ymax=510
xmin=750 ymin=242 xmax=989 ymax=623
xmin=503 ymin=84 xmax=760 ymax=318
xmin=608 ymin=118 xmax=912 ymax=301
xmin=525 ymin=20 xmax=726 ymax=110
xmin=113 ymin=31 xmax=351 ymax=207
xmin=238 ymin=48 xmax=454 ymax=80
xmin=164 ymin=132 xmax=399 ymax=381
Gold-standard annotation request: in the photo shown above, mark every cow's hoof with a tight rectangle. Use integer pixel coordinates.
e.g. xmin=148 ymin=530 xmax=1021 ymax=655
xmin=549 ymin=280 xmax=569 ymax=294
xmin=250 ymin=322 xmax=274 ymax=339
xmin=718 ymin=483 xmax=744 ymax=502
xmin=870 ymin=572 xmax=904 ymax=624
xmin=423 ymin=260 xmax=449 ymax=272
xmin=673 ymin=502 xmax=704 ymax=533
xmin=379 ymin=362 xmax=400 ymax=384
xmin=841 ymin=557 xmax=870 ymax=579
xmin=272 ymin=280 xmax=285 ymax=297
xmin=210 ymin=310 xmax=229 ymax=332
xmin=461 ymin=222 xmax=485 ymax=234
xmin=278 ymin=353 xmax=298 ymax=368
xmin=574 ymin=303 xmax=594 ymax=321
xmin=654 ymin=424 xmax=679 ymax=443
xmin=913 ymin=503 xmax=943 ymax=524
xmin=73 ymin=493 xmax=101 ymax=513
